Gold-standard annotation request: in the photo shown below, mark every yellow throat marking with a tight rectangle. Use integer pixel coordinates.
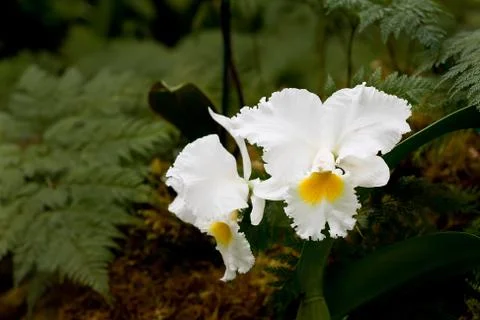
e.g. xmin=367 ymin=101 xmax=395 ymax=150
xmin=209 ymin=222 xmax=233 ymax=246
xmin=298 ymin=171 xmax=344 ymax=205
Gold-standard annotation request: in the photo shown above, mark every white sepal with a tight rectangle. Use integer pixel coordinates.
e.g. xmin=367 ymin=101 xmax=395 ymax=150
xmin=208 ymin=107 xmax=252 ymax=180
xmin=166 ymin=134 xmax=249 ymax=219
xmin=338 ymin=155 xmax=390 ymax=188
xmin=232 ymin=88 xmax=325 ymax=182
xmin=249 ymin=179 xmax=267 ymax=225
xmin=323 ymin=83 xmax=412 ymax=159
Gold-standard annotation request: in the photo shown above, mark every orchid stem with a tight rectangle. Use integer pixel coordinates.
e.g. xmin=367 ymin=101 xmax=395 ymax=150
xmin=316 ymin=12 xmax=327 ymax=98
xmin=221 ymin=0 xmax=244 ymax=111
xmin=220 ymin=0 xmax=231 ymax=118
xmin=220 ymin=0 xmax=243 ymax=159
xmin=229 ymin=61 xmax=245 ymax=109
xmin=296 ymin=238 xmax=334 ymax=320
xmin=346 ymin=22 xmax=357 ymax=87
xmin=220 ymin=0 xmax=231 ymax=147
xmin=387 ymin=37 xmax=400 ymax=71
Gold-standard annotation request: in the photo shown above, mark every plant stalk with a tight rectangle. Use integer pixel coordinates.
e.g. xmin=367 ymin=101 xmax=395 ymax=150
xmin=220 ymin=0 xmax=244 ymax=111
xmin=316 ymin=12 xmax=328 ymax=98
xmin=229 ymin=62 xmax=245 ymax=108
xmin=220 ymin=0 xmax=231 ymax=118
xmin=218 ymin=0 xmax=232 ymax=148
xmin=220 ymin=0 xmax=244 ymax=159
xmin=346 ymin=23 xmax=358 ymax=87
xmin=296 ymin=238 xmax=334 ymax=320
xmin=386 ymin=37 xmax=400 ymax=71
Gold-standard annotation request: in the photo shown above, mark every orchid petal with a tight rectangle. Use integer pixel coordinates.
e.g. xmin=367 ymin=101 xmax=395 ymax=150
xmin=232 ymin=88 xmax=325 ymax=183
xmin=251 ymin=177 xmax=289 ymax=201
xmin=196 ymin=218 xmax=255 ymax=281
xmin=168 ymin=196 xmax=197 ymax=225
xmin=217 ymin=227 xmax=255 ymax=281
xmin=338 ymin=155 xmax=390 ymax=187
xmin=323 ymin=83 xmax=411 ymax=159
xmin=249 ymin=179 xmax=267 ymax=225
xmin=166 ymin=134 xmax=249 ymax=219
xmin=208 ymin=107 xmax=252 ymax=180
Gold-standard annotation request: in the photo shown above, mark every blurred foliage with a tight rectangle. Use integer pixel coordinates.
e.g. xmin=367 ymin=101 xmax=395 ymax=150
xmin=326 ymin=232 xmax=480 ymax=319
xmin=326 ymin=0 xmax=453 ymax=47
xmin=437 ymin=30 xmax=480 ymax=110
xmin=0 ymin=0 xmax=479 ymax=319
xmin=0 ymin=65 xmax=178 ymax=312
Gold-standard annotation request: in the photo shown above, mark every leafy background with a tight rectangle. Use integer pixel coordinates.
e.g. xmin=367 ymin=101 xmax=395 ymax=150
xmin=0 ymin=0 xmax=479 ymax=319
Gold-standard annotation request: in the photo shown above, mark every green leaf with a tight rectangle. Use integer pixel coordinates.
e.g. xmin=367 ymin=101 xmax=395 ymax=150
xmin=356 ymin=0 xmax=451 ymax=48
xmin=0 ymin=65 xmax=173 ymax=309
xmin=383 ymin=105 xmax=479 ymax=168
xmin=438 ymin=30 xmax=480 ymax=110
xmin=324 ymin=75 xmax=337 ymax=99
xmin=325 ymin=232 xmax=480 ymax=319
xmin=148 ymin=82 xmax=219 ymax=141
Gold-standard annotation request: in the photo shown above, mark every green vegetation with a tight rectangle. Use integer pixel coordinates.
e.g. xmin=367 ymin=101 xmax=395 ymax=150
xmin=0 ymin=0 xmax=479 ymax=319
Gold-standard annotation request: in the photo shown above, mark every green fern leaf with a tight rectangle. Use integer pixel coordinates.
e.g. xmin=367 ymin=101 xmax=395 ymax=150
xmin=438 ymin=30 xmax=480 ymax=110
xmin=323 ymin=74 xmax=337 ymax=98
xmin=357 ymin=0 xmax=451 ymax=48
xmin=357 ymin=3 xmax=386 ymax=32
xmin=0 ymin=65 xmax=176 ymax=309
xmin=346 ymin=67 xmax=439 ymax=107
xmin=325 ymin=0 xmax=369 ymax=13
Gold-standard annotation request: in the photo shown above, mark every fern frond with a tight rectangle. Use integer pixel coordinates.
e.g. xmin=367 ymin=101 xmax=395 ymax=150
xmin=323 ymin=74 xmax=337 ymax=99
xmin=26 ymin=272 xmax=57 ymax=316
xmin=350 ymin=66 xmax=366 ymax=87
xmin=275 ymin=252 xmax=300 ymax=267
xmin=80 ymin=69 xmax=155 ymax=117
xmin=12 ymin=204 xmax=124 ymax=296
xmin=9 ymin=66 xmax=83 ymax=126
xmin=393 ymin=177 xmax=479 ymax=216
xmin=265 ymin=266 xmax=294 ymax=282
xmin=0 ymin=65 xmax=176 ymax=309
xmin=0 ymin=203 xmax=30 ymax=259
xmin=64 ymin=166 xmax=151 ymax=204
xmin=0 ymin=52 xmax=60 ymax=110
xmin=347 ymin=67 xmax=439 ymax=107
xmin=0 ymin=168 xmax=24 ymax=199
xmin=357 ymin=0 xmax=451 ymax=48
xmin=358 ymin=176 xmax=480 ymax=244
xmin=44 ymin=116 xmax=176 ymax=163
xmin=324 ymin=0 xmax=370 ymax=13
xmin=17 ymin=146 xmax=72 ymax=178
xmin=371 ymin=70 xmax=439 ymax=106
xmin=357 ymin=3 xmax=386 ymax=31
xmin=437 ymin=30 xmax=480 ymax=64
xmin=21 ymin=187 xmax=69 ymax=214
xmin=267 ymin=249 xmax=302 ymax=320
xmin=438 ymin=30 xmax=480 ymax=109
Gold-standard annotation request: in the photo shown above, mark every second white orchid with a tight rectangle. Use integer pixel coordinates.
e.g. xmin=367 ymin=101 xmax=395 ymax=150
xmin=166 ymin=109 xmax=265 ymax=281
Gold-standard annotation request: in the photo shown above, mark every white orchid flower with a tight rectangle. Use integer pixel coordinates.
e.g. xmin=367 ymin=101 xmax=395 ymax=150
xmin=165 ymin=108 xmax=265 ymax=281
xmin=231 ymin=83 xmax=412 ymax=240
